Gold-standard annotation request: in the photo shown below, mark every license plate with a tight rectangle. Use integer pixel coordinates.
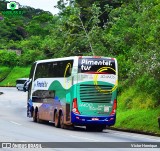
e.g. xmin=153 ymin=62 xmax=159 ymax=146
xmin=92 ymin=118 xmax=99 ymax=121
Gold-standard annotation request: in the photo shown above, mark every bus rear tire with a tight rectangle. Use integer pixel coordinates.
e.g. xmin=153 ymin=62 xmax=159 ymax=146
xmin=33 ymin=110 xmax=37 ymax=122
xmin=37 ymin=112 xmax=42 ymax=123
xmin=54 ymin=112 xmax=60 ymax=128
xmin=60 ymin=113 xmax=65 ymax=129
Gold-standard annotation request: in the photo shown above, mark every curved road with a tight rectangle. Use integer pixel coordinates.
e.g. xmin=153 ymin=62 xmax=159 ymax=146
xmin=0 ymin=87 xmax=159 ymax=151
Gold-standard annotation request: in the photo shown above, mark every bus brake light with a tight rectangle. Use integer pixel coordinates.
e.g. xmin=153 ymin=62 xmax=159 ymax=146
xmin=110 ymin=99 xmax=117 ymax=115
xmin=72 ymin=98 xmax=80 ymax=114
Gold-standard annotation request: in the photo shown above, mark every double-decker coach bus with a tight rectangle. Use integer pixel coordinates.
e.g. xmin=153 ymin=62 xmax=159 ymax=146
xmin=26 ymin=56 xmax=118 ymax=131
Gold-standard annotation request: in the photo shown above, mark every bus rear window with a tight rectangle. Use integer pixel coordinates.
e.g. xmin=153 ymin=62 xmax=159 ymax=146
xmin=78 ymin=58 xmax=116 ymax=74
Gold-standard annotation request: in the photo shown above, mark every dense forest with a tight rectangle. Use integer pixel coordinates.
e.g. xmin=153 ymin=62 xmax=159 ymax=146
xmin=0 ymin=0 xmax=160 ymax=106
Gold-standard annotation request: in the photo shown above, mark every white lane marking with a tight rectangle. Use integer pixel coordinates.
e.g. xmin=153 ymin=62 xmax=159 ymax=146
xmin=10 ymin=121 xmax=22 ymax=126
xmin=19 ymin=141 xmax=27 ymax=142
xmin=69 ymin=135 xmax=100 ymax=142
xmin=107 ymin=130 xmax=160 ymax=141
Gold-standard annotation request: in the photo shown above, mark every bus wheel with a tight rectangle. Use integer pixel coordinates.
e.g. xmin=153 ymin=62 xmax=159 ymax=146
xmin=54 ymin=112 xmax=60 ymax=128
xmin=30 ymin=106 xmax=34 ymax=117
xmin=33 ymin=110 xmax=37 ymax=122
xmin=60 ymin=113 xmax=65 ymax=129
xmin=37 ymin=112 xmax=41 ymax=123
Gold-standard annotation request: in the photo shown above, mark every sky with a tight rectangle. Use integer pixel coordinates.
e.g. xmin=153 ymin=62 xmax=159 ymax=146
xmin=7 ymin=0 xmax=60 ymax=15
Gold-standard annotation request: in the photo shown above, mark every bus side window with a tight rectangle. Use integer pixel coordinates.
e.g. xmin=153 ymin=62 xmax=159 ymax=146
xmin=57 ymin=62 xmax=64 ymax=77
xmin=34 ymin=60 xmax=74 ymax=79
xmin=47 ymin=62 xmax=57 ymax=78
xmin=65 ymin=66 xmax=72 ymax=77
xmin=34 ymin=64 xmax=41 ymax=80
xmin=64 ymin=60 xmax=73 ymax=77
xmin=35 ymin=63 xmax=47 ymax=80
xmin=59 ymin=60 xmax=73 ymax=77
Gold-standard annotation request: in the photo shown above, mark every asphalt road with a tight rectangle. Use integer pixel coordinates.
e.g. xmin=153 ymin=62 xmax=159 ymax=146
xmin=0 ymin=87 xmax=160 ymax=151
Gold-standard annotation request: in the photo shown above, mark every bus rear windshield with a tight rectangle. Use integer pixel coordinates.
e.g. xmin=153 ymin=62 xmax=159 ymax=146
xmin=78 ymin=58 xmax=116 ymax=74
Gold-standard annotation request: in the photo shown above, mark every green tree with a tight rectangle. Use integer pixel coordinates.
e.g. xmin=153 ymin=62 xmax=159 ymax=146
xmin=0 ymin=50 xmax=19 ymax=66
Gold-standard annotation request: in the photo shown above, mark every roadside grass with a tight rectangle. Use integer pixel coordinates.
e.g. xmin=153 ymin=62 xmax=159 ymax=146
xmin=115 ymin=108 xmax=160 ymax=134
xmin=118 ymin=86 xmax=156 ymax=110
xmin=0 ymin=66 xmax=30 ymax=86
xmin=114 ymin=86 xmax=160 ymax=134
xmin=0 ymin=66 xmax=12 ymax=82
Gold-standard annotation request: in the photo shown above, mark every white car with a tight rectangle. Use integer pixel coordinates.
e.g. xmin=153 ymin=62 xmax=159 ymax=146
xmin=16 ymin=78 xmax=28 ymax=91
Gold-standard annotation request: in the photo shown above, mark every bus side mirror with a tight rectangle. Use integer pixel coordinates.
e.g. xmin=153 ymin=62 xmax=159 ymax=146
xmin=66 ymin=93 xmax=71 ymax=103
xmin=23 ymin=79 xmax=31 ymax=92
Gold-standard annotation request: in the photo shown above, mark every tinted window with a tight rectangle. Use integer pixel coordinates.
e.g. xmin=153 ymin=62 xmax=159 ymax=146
xmin=34 ymin=60 xmax=73 ymax=80
xmin=29 ymin=62 xmax=36 ymax=79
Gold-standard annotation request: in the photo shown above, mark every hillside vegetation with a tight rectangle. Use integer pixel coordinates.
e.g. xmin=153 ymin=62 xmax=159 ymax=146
xmin=0 ymin=0 xmax=160 ymax=134
xmin=0 ymin=67 xmax=30 ymax=86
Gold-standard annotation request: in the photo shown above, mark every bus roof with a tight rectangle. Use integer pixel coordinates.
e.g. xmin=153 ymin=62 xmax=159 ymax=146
xmin=34 ymin=56 xmax=116 ymax=64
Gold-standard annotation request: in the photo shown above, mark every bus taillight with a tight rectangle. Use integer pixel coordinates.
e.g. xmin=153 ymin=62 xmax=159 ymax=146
xmin=72 ymin=98 xmax=80 ymax=114
xmin=110 ymin=99 xmax=117 ymax=115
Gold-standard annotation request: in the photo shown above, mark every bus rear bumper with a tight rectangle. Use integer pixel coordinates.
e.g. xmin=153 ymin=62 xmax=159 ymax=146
xmin=71 ymin=112 xmax=116 ymax=126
